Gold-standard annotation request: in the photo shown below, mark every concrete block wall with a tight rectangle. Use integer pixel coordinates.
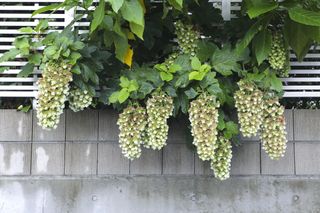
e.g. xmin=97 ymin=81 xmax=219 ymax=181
xmin=0 ymin=109 xmax=319 ymax=177
xmin=2 ymin=109 xmax=320 ymax=212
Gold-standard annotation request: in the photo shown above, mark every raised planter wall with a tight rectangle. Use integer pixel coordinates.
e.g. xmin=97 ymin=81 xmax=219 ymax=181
xmin=0 ymin=109 xmax=320 ymax=212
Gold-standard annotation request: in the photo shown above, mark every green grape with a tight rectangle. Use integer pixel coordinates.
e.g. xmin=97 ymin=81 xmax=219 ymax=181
xmin=36 ymin=61 xmax=72 ymax=130
xmin=269 ymin=31 xmax=290 ymax=77
xmin=117 ymin=105 xmax=147 ymax=160
xmin=144 ymin=92 xmax=174 ymax=150
xmin=68 ymin=88 xmax=93 ymax=112
xmin=260 ymin=97 xmax=287 ymax=160
xmin=234 ymin=80 xmax=264 ymax=137
xmin=189 ymin=93 xmax=220 ymax=161
xmin=211 ymin=136 xmax=232 ymax=181
xmin=174 ymin=21 xmax=200 ymax=56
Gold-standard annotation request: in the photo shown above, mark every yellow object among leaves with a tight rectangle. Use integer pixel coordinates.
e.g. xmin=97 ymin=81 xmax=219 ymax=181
xmin=124 ymin=47 xmax=134 ymax=67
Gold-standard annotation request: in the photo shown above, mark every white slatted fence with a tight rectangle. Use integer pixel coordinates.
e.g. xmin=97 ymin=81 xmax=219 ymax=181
xmin=0 ymin=0 xmax=319 ymax=98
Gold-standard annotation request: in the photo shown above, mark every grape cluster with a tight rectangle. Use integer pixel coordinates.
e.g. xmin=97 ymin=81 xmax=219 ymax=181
xmin=189 ymin=93 xmax=220 ymax=161
xmin=174 ymin=21 xmax=200 ymax=56
xmin=260 ymin=97 xmax=287 ymax=160
xmin=36 ymin=61 xmax=72 ymax=129
xmin=211 ymin=137 xmax=232 ymax=181
xmin=68 ymin=88 xmax=93 ymax=112
xmin=144 ymin=92 xmax=174 ymax=150
xmin=234 ymin=80 xmax=264 ymax=137
xmin=269 ymin=32 xmax=290 ymax=77
xmin=117 ymin=105 xmax=147 ymax=160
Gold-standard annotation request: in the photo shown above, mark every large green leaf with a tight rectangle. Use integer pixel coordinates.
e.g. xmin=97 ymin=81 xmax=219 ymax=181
xmin=120 ymin=0 xmax=144 ymax=26
xmin=284 ymin=19 xmax=313 ymax=61
xmin=90 ymin=0 xmax=105 ymax=32
xmin=107 ymin=0 xmax=124 ymax=13
xmin=0 ymin=48 xmax=19 ymax=63
xmin=236 ymin=21 xmax=261 ymax=54
xmin=129 ymin=22 xmax=144 ymax=40
xmin=211 ymin=46 xmax=239 ymax=76
xmin=246 ymin=0 xmax=278 ymax=19
xmin=289 ymin=7 xmax=320 ymax=27
xmin=253 ymin=29 xmax=272 ymax=65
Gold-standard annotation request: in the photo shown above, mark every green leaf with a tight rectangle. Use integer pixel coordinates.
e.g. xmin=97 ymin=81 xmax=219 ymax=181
xmin=90 ymin=0 xmax=105 ymax=32
xmin=160 ymin=72 xmax=173 ymax=82
xmin=19 ymin=27 xmax=33 ymax=34
xmin=236 ymin=21 xmax=261 ymax=53
xmin=270 ymin=73 xmax=283 ymax=92
xmin=207 ymin=83 xmax=222 ymax=95
xmin=253 ymin=29 xmax=272 ymax=65
xmin=14 ymin=37 xmax=30 ymax=50
xmin=114 ymin=35 xmax=129 ymax=62
xmin=246 ymin=0 xmax=278 ymax=19
xmin=168 ymin=0 xmax=183 ymax=10
xmin=109 ymin=91 xmax=120 ymax=103
xmin=69 ymin=52 xmax=82 ymax=64
xmin=17 ymin=105 xmax=31 ymax=113
xmin=71 ymin=41 xmax=85 ymax=50
xmin=120 ymin=0 xmax=144 ymax=26
xmin=217 ymin=114 xmax=226 ymax=131
xmin=211 ymin=46 xmax=239 ymax=76
xmin=0 ymin=48 xmax=19 ymax=63
xmin=107 ymin=0 xmax=124 ymax=13
xmin=118 ymin=89 xmax=130 ymax=103
xmin=139 ymin=82 xmax=154 ymax=96
xmin=191 ymin=57 xmax=201 ymax=70
xmin=184 ymin=88 xmax=198 ymax=99
xmin=289 ymin=7 xmax=320 ymax=27
xmin=168 ymin=64 xmax=181 ymax=73
xmin=83 ymin=0 xmax=94 ymax=9
xmin=35 ymin=20 xmax=49 ymax=32
xmin=18 ymin=63 xmax=34 ymax=77
xmin=71 ymin=64 xmax=81 ymax=74
xmin=175 ymin=73 xmax=189 ymax=88
xmin=284 ymin=18 xmax=313 ymax=61
xmin=128 ymin=80 xmax=139 ymax=92
xmin=32 ymin=3 xmax=62 ymax=16
xmin=129 ymin=22 xmax=144 ymax=40
xmin=197 ymin=41 xmax=217 ymax=62
xmin=43 ymin=46 xmax=57 ymax=58
xmin=189 ymin=71 xmax=204 ymax=81
xmin=28 ymin=53 xmax=42 ymax=65
xmin=120 ymin=76 xmax=130 ymax=88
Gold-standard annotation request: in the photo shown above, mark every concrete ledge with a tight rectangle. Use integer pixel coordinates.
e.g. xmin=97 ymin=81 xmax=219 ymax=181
xmin=0 ymin=176 xmax=319 ymax=213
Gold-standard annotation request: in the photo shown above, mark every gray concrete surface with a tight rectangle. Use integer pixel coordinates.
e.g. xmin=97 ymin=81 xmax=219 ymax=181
xmin=0 ymin=177 xmax=319 ymax=213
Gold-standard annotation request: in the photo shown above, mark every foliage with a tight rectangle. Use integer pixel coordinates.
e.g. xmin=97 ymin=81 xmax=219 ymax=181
xmin=0 ymin=0 xmax=319 ymax=180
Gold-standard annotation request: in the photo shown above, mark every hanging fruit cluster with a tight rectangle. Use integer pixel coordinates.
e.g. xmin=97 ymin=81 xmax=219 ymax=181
xmin=36 ymin=61 xmax=72 ymax=129
xmin=68 ymin=88 xmax=93 ymax=112
xmin=268 ymin=31 xmax=290 ymax=77
xmin=234 ymin=80 xmax=264 ymax=137
xmin=117 ymin=105 xmax=148 ymax=160
xmin=211 ymin=136 xmax=233 ymax=181
xmin=144 ymin=92 xmax=174 ymax=150
xmin=260 ymin=97 xmax=287 ymax=160
xmin=189 ymin=93 xmax=220 ymax=161
xmin=174 ymin=21 xmax=200 ymax=56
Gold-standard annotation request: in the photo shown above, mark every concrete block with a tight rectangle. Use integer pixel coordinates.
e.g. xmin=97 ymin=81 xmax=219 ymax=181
xmin=98 ymin=109 xmax=119 ymax=141
xmin=231 ymin=143 xmax=260 ymax=175
xmin=98 ymin=143 xmax=129 ymax=175
xmin=65 ymin=142 xmax=97 ymax=175
xmin=261 ymin=143 xmax=294 ymax=175
xmin=295 ymin=143 xmax=320 ymax=175
xmin=33 ymin=111 xmax=66 ymax=141
xmin=0 ymin=110 xmax=32 ymax=141
xmin=194 ymin=156 xmax=212 ymax=175
xmin=130 ymin=148 xmax=162 ymax=175
xmin=284 ymin=110 xmax=294 ymax=141
xmin=0 ymin=142 xmax=31 ymax=175
xmin=66 ymin=110 xmax=98 ymax=141
xmin=167 ymin=118 xmax=189 ymax=143
xmin=163 ymin=144 xmax=194 ymax=175
xmin=31 ymin=143 xmax=65 ymax=175
xmin=294 ymin=110 xmax=320 ymax=141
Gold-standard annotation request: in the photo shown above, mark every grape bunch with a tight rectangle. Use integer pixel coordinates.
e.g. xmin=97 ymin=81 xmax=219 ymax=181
xmin=260 ymin=97 xmax=287 ymax=160
xmin=211 ymin=136 xmax=232 ymax=181
xmin=144 ymin=92 xmax=174 ymax=150
xmin=68 ymin=88 xmax=93 ymax=112
xmin=117 ymin=105 xmax=147 ymax=160
xmin=234 ymin=80 xmax=264 ymax=138
xmin=174 ymin=21 xmax=200 ymax=56
xmin=36 ymin=61 xmax=72 ymax=129
xmin=269 ymin=31 xmax=290 ymax=77
xmin=189 ymin=93 xmax=220 ymax=161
